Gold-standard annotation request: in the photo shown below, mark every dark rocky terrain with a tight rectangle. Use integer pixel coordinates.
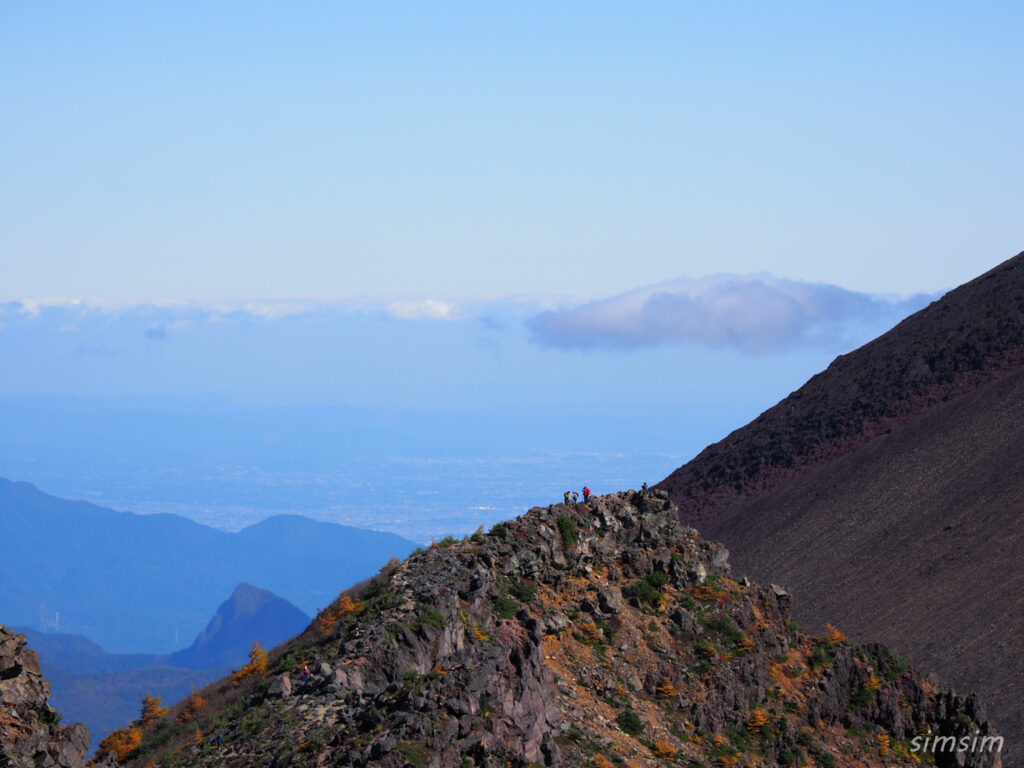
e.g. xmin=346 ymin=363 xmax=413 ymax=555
xmin=92 ymin=492 xmax=1000 ymax=768
xmin=0 ymin=625 xmax=88 ymax=768
xmin=657 ymin=251 xmax=1024 ymax=754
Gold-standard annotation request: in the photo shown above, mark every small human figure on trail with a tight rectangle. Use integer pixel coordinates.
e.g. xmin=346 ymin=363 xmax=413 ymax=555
xmin=582 ymin=486 xmax=591 ymax=503
xmin=564 ymin=491 xmax=571 ymax=506
xmin=301 ymin=664 xmax=311 ymax=682
xmin=572 ymin=490 xmax=579 ymax=505
xmin=641 ymin=482 xmax=648 ymax=493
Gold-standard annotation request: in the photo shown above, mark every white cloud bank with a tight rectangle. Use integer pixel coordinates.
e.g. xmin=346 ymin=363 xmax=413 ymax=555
xmin=528 ymin=274 xmax=937 ymax=353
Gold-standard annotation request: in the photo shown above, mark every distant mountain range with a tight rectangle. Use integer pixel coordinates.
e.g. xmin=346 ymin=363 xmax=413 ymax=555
xmin=0 ymin=477 xmax=418 ymax=653
xmin=658 ymin=250 xmax=1024 ymax=749
xmin=16 ymin=583 xmax=310 ymax=751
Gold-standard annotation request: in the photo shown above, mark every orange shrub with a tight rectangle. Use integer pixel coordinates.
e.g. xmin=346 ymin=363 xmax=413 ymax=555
xmin=232 ymin=642 xmax=269 ymax=686
xmin=877 ymin=730 xmax=891 ymax=756
xmin=747 ymin=707 xmax=770 ymax=731
xmin=657 ymin=677 xmax=679 ymax=699
xmin=580 ymin=621 xmax=603 ymax=644
xmin=692 ymin=585 xmax=719 ymax=602
xmin=95 ymin=726 xmax=142 ymax=762
xmin=652 ymin=740 xmax=677 ymax=758
xmin=317 ymin=593 xmax=364 ymax=633
xmin=175 ymin=691 xmax=206 ymax=724
xmin=824 ymin=623 xmax=845 ymax=644
xmin=139 ymin=694 xmax=168 ymax=726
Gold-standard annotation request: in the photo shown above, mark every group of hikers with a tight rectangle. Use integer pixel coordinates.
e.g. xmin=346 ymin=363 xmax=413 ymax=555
xmin=564 ymin=486 xmax=592 ymax=506
xmin=564 ymin=482 xmax=652 ymax=507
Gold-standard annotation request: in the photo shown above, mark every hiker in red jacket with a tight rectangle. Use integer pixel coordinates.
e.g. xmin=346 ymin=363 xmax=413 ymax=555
xmin=582 ymin=486 xmax=591 ymax=502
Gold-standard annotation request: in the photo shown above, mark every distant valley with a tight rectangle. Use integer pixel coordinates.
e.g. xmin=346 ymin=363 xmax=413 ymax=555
xmin=0 ymin=477 xmax=416 ymax=653
xmin=13 ymin=583 xmax=309 ymax=751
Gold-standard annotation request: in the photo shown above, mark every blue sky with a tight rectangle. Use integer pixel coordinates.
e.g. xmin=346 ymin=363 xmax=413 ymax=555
xmin=2 ymin=2 xmax=1021 ymax=301
xmin=3 ymin=3 xmax=1020 ymax=539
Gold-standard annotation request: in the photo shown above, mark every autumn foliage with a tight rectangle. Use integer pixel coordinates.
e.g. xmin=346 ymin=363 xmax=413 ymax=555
xmin=175 ymin=690 xmax=207 ymax=723
xmin=139 ymin=694 xmax=168 ymax=726
xmin=95 ymin=725 xmax=142 ymax=762
xmin=318 ymin=593 xmax=364 ymax=633
xmin=692 ymin=585 xmax=720 ymax=602
xmin=747 ymin=707 xmax=770 ymax=731
xmin=877 ymin=730 xmax=891 ymax=756
xmin=656 ymin=677 xmax=679 ymax=699
xmin=653 ymin=740 xmax=678 ymax=758
xmin=232 ymin=642 xmax=269 ymax=686
xmin=824 ymin=623 xmax=845 ymax=644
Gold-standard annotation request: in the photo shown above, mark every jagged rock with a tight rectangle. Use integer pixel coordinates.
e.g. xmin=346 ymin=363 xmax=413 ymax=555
xmin=268 ymin=674 xmax=292 ymax=698
xmin=597 ymin=587 xmax=622 ymax=615
xmin=0 ymin=626 xmax=89 ymax=768
xmin=669 ymin=606 xmax=700 ymax=634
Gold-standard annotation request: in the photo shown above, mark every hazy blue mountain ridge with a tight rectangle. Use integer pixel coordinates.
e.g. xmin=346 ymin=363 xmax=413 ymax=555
xmin=16 ymin=582 xmax=311 ymax=752
xmin=0 ymin=477 xmax=416 ymax=653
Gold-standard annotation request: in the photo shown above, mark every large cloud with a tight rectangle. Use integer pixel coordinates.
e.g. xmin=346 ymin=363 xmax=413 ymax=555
xmin=528 ymin=275 xmax=936 ymax=353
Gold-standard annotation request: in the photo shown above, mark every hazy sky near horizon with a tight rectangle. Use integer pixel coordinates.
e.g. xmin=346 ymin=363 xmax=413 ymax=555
xmin=2 ymin=2 xmax=1022 ymax=301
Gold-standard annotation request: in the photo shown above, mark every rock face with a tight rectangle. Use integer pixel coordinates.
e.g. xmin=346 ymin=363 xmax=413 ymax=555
xmin=113 ymin=492 xmax=1000 ymax=768
xmin=0 ymin=626 xmax=89 ymax=768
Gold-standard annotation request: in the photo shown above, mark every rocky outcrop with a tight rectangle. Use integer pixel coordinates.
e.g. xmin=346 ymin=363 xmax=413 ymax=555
xmin=115 ymin=492 xmax=1000 ymax=768
xmin=0 ymin=626 xmax=89 ymax=768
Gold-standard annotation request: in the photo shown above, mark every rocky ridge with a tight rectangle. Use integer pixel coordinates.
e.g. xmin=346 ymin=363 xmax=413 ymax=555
xmin=112 ymin=492 xmax=1000 ymax=768
xmin=0 ymin=626 xmax=89 ymax=768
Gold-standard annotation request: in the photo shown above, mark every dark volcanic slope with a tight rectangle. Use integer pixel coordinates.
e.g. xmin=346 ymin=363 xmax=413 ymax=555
xmin=657 ymin=251 xmax=1024 ymax=749
xmin=659 ymin=251 xmax=1024 ymax=530
xmin=704 ymin=364 xmax=1024 ymax=744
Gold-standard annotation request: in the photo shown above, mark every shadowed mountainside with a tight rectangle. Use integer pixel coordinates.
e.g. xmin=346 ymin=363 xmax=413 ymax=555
xmin=657 ymin=251 xmax=1024 ymax=753
xmin=168 ymin=583 xmax=310 ymax=670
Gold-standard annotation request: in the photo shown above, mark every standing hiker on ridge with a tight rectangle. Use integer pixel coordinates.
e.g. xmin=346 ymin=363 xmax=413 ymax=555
xmin=564 ymin=491 xmax=571 ymax=506
xmin=583 ymin=486 xmax=591 ymax=503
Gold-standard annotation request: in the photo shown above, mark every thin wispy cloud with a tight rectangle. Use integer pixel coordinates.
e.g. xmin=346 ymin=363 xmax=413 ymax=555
xmin=528 ymin=275 xmax=936 ymax=354
xmin=385 ymin=299 xmax=458 ymax=321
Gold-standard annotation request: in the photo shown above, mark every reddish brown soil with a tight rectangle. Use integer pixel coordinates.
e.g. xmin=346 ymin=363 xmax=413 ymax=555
xmin=657 ymin=250 xmax=1024 ymax=758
